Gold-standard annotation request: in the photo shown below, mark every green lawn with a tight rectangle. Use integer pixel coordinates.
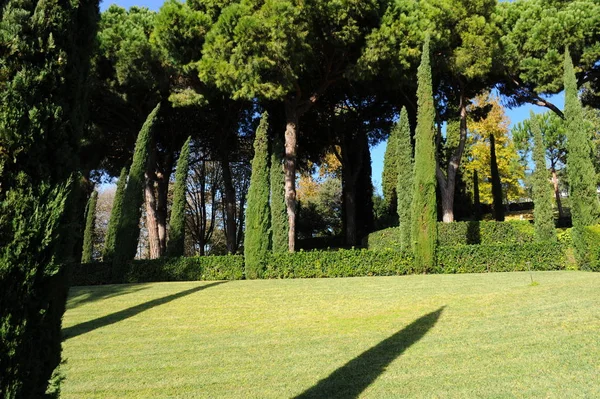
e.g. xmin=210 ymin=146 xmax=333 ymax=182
xmin=62 ymin=271 xmax=600 ymax=398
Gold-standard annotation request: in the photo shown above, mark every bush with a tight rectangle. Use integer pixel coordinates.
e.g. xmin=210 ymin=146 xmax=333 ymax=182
xmin=435 ymin=242 xmax=566 ymax=273
xmin=263 ymin=249 xmax=415 ymax=279
xmin=367 ymin=221 xmax=537 ymax=250
xmin=70 ymin=255 xmax=244 ymax=285
xmin=581 ymin=225 xmax=600 ymax=271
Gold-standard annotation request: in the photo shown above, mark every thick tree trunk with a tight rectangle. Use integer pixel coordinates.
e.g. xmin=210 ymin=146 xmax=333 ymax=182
xmin=284 ymin=100 xmax=299 ymax=252
xmin=221 ymin=159 xmax=237 ymax=254
xmin=551 ymin=168 xmax=564 ymax=218
xmin=436 ymin=92 xmax=468 ymax=223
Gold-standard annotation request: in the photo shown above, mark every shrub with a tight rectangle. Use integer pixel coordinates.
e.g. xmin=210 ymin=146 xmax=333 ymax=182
xmin=435 ymin=242 xmax=566 ymax=273
xmin=263 ymin=249 xmax=415 ymax=279
xmin=580 ymin=225 xmax=600 ymax=271
xmin=70 ymin=255 xmax=244 ymax=285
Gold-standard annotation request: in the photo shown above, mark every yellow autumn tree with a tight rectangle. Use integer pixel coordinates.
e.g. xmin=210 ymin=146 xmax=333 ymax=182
xmin=463 ymin=94 xmax=526 ymax=205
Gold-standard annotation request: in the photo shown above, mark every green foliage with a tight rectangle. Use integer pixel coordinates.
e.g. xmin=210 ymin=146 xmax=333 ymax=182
xmin=270 ymin=136 xmax=288 ymax=253
xmin=113 ymin=104 xmax=160 ymax=276
xmin=489 ymin=134 xmax=505 ymax=221
xmin=436 ymin=242 xmax=567 ymax=273
xmin=580 ymin=225 xmax=600 ymax=271
xmin=382 ymin=117 xmax=399 ymax=213
xmin=81 ymin=191 xmax=98 ymax=263
xmin=396 ymin=107 xmax=414 ymax=250
xmin=72 ymin=255 xmax=244 ymax=285
xmin=564 ymin=51 xmax=600 ymax=261
xmin=263 ymin=249 xmax=416 ymax=279
xmin=166 ymin=137 xmax=191 ymax=257
xmin=244 ymin=113 xmax=271 ymax=278
xmin=530 ymin=112 xmax=556 ymax=242
xmin=368 ymin=221 xmax=538 ymax=250
xmin=411 ymin=36 xmax=437 ymax=271
xmin=103 ymin=167 xmax=127 ymax=261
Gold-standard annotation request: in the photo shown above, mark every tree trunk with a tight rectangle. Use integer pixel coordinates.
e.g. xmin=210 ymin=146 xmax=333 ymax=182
xmin=221 ymin=159 xmax=237 ymax=254
xmin=551 ymin=168 xmax=564 ymax=218
xmin=341 ymin=130 xmax=369 ymax=247
xmin=436 ymin=92 xmax=468 ymax=223
xmin=284 ymin=100 xmax=299 ymax=252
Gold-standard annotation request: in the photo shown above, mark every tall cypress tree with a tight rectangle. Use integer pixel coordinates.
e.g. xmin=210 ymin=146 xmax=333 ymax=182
xmin=382 ymin=118 xmax=400 ymax=215
xmin=564 ymin=49 xmax=600 ymax=257
xmin=81 ymin=191 xmax=99 ymax=263
xmin=531 ymin=111 xmax=556 ymax=242
xmin=166 ymin=137 xmax=191 ymax=257
xmin=411 ymin=36 xmax=438 ymax=272
xmin=113 ymin=103 xmax=160 ymax=278
xmin=490 ymin=134 xmax=505 ymax=221
xmin=103 ymin=167 xmax=128 ymax=261
xmin=473 ymin=171 xmax=482 ymax=221
xmin=271 ymin=135 xmax=289 ymax=253
xmin=0 ymin=0 xmax=98 ymax=395
xmin=244 ymin=113 xmax=271 ymax=278
xmin=395 ymin=107 xmax=414 ymax=250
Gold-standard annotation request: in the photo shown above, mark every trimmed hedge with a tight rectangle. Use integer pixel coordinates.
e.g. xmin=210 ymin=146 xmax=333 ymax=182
xmin=263 ymin=249 xmax=415 ymax=279
xmin=435 ymin=242 xmax=566 ymax=273
xmin=367 ymin=220 xmax=536 ymax=251
xmin=70 ymin=255 xmax=244 ymax=286
xmin=581 ymin=225 xmax=600 ymax=271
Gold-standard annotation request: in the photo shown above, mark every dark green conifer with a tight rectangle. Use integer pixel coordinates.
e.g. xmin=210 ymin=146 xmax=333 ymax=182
xmin=383 ymin=117 xmax=400 ymax=215
xmin=490 ymin=134 xmax=505 ymax=221
xmin=411 ymin=36 xmax=438 ymax=272
xmin=113 ymin=103 xmax=160 ymax=277
xmin=473 ymin=171 xmax=481 ymax=221
xmin=244 ymin=113 xmax=271 ymax=278
xmin=271 ymin=136 xmax=289 ymax=253
xmin=167 ymin=137 xmax=191 ymax=257
xmin=395 ymin=107 xmax=414 ymax=250
xmin=564 ymin=49 xmax=600 ymax=259
xmin=81 ymin=191 xmax=98 ymax=263
xmin=103 ymin=167 xmax=128 ymax=261
xmin=531 ymin=111 xmax=556 ymax=242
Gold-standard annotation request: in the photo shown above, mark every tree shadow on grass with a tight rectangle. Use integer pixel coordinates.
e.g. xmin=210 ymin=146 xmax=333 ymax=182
xmin=62 ymin=281 xmax=227 ymax=341
xmin=294 ymin=306 xmax=445 ymax=399
xmin=66 ymin=284 xmax=151 ymax=310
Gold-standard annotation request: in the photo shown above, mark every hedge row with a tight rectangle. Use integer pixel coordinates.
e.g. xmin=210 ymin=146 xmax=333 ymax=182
xmin=70 ymin=255 xmax=244 ymax=285
xmin=435 ymin=242 xmax=566 ymax=274
xmin=581 ymin=225 xmax=600 ymax=271
xmin=367 ymin=220 xmax=536 ymax=251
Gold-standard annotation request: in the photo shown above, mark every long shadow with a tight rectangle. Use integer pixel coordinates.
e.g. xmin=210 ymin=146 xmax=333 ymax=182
xmin=294 ymin=306 xmax=445 ymax=399
xmin=67 ymin=284 xmax=151 ymax=310
xmin=63 ymin=281 xmax=227 ymax=341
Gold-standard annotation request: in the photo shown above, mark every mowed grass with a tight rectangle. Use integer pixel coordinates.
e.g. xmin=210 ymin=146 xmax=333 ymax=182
xmin=61 ymin=271 xmax=600 ymax=398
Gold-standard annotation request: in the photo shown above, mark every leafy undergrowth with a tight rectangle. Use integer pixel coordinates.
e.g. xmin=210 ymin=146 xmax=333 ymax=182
xmin=62 ymin=271 xmax=600 ymax=398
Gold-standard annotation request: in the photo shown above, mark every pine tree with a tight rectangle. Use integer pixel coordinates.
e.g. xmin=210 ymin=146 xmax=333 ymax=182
xmin=490 ymin=134 xmax=505 ymax=221
xmin=395 ymin=107 xmax=414 ymax=250
xmin=244 ymin=113 xmax=271 ymax=278
xmin=564 ymin=49 xmax=600 ymax=258
xmin=113 ymin=103 xmax=160 ymax=278
xmin=530 ymin=111 xmax=556 ymax=242
xmin=411 ymin=36 xmax=438 ymax=272
xmin=166 ymin=137 xmax=191 ymax=257
xmin=103 ymin=167 xmax=128 ymax=261
xmin=271 ymin=135 xmax=289 ymax=253
xmin=383 ymin=118 xmax=400 ymax=215
xmin=81 ymin=191 xmax=99 ymax=263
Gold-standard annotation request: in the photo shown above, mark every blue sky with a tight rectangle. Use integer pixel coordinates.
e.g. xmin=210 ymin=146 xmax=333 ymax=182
xmin=100 ymin=0 xmax=566 ymax=194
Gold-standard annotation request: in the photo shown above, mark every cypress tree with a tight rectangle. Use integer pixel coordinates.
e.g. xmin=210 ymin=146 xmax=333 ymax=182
xmin=411 ymin=36 xmax=438 ymax=272
xmin=382 ymin=118 xmax=400 ymax=215
xmin=244 ymin=113 xmax=271 ymax=278
xmin=531 ymin=111 xmax=556 ymax=242
xmin=81 ymin=191 xmax=99 ymax=263
xmin=103 ymin=167 xmax=128 ymax=261
xmin=271 ymin=135 xmax=289 ymax=253
xmin=473 ymin=171 xmax=481 ymax=221
xmin=564 ymin=49 xmax=600 ymax=257
xmin=395 ymin=107 xmax=414 ymax=250
xmin=113 ymin=103 xmax=160 ymax=277
xmin=490 ymin=134 xmax=505 ymax=221
xmin=166 ymin=137 xmax=192 ymax=257
xmin=0 ymin=0 xmax=98 ymax=394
